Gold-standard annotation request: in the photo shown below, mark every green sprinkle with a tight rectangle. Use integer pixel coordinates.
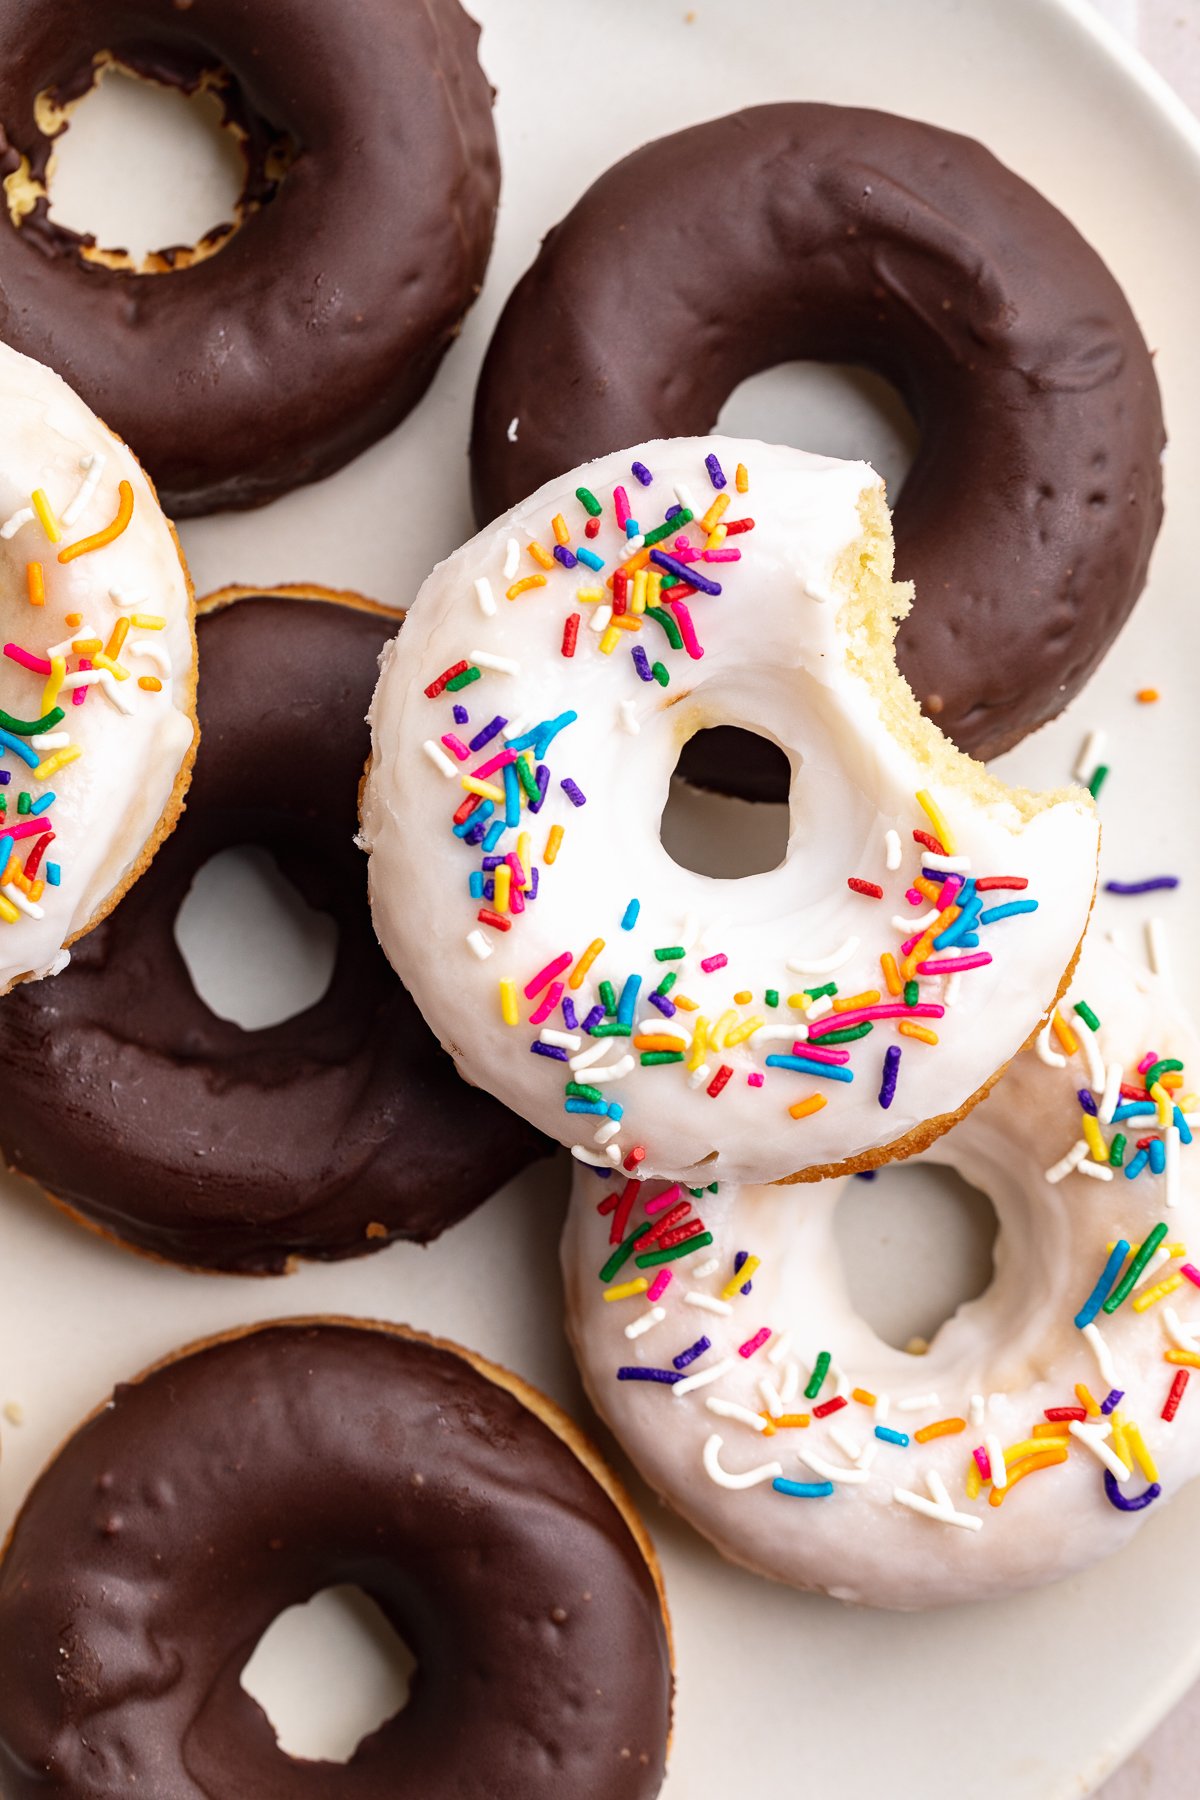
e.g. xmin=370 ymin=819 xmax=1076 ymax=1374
xmin=688 ymin=1187 xmax=705 ymax=1198
xmin=1109 ymin=1133 xmax=1127 ymax=1168
xmin=764 ymin=989 xmax=779 ymax=1009
xmin=805 ymin=983 xmax=837 ymax=1000
xmin=1144 ymin=1058 xmax=1184 ymax=1091
xmin=1074 ymin=1001 xmax=1102 ymax=1033
xmin=651 ymin=662 xmax=670 ymax=687
xmin=599 ymin=979 xmax=617 ymax=1015
xmin=446 ymin=666 xmax=480 ymax=692
xmin=654 ymin=945 xmax=686 ymax=962
xmin=16 ymin=791 xmax=30 ymax=816
xmin=0 ymin=705 xmax=65 ymax=738
xmin=707 ymin=1183 xmax=719 ymax=1193
xmin=600 ymin=1224 xmax=651 ymax=1283
xmin=813 ymin=1022 xmax=874 ymax=1045
xmin=640 ymin=1051 xmax=685 ymax=1066
xmin=644 ymin=606 xmax=684 ymax=651
xmin=804 ymin=1351 xmax=831 ymax=1400
xmin=591 ymin=1022 xmax=632 ymax=1038
xmin=658 ymin=573 xmax=679 ymax=589
xmin=1103 ymin=1221 xmax=1168 ymax=1314
xmin=566 ymin=1082 xmax=603 ymax=1102
xmin=904 ymin=980 xmax=919 ymax=1007
xmin=634 ymin=1232 xmax=714 ymax=1269
xmin=575 ymin=485 xmax=603 ymax=517
xmin=1088 ymin=764 xmax=1109 ymax=799
xmin=515 ymin=755 xmax=541 ymax=801
xmin=655 ymin=972 xmax=678 ymax=997
xmin=642 ymin=509 xmax=693 ymax=548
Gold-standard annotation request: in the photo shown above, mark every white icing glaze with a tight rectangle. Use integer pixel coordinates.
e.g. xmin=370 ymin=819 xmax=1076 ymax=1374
xmin=562 ymin=934 xmax=1200 ymax=1608
xmin=0 ymin=342 xmax=194 ymax=989
xmin=362 ymin=437 xmax=1098 ymax=1186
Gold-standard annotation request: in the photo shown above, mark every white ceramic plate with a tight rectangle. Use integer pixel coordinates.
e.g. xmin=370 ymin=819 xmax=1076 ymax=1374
xmin=2 ymin=1 xmax=1199 ymax=1793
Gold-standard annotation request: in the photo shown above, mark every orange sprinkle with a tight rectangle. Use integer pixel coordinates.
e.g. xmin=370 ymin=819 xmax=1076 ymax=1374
xmin=988 ymin=1446 xmax=1068 ymax=1507
xmin=58 ymin=479 xmax=134 ymax=563
xmin=105 ymin=617 xmax=130 ymax=660
xmin=899 ymin=1021 xmax=939 ymax=1045
xmin=833 ymin=989 xmax=881 ymax=1013
xmin=64 ymin=611 xmax=82 ymax=628
xmin=635 ymin=1034 xmax=688 ymax=1052
xmin=734 ymin=989 xmax=753 ymax=1006
xmin=1051 ymin=1010 xmax=1079 ymax=1057
xmin=1136 ymin=688 xmax=1159 ymax=703
xmin=1032 ymin=1420 xmax=1070 ymax=1438
xmin=544 ymin=823 xmax=564 ymax=864
xmin=880 ymin=952 xmax=902 ymax=997
xmin=789 ymin=1094 xmax=827 ymax=1121
xmin=551 ymin=512 xmax=571 ymax=546
xmin=610 ymin=544 xmax=652 ymax=587
xmin=699 ymin=491 xmax=731 ymax=534
xmin=851 ymin=1387 xmax=877 ymax=1407
xmin=902 ymin=904 xmax=959 ymax=981
xmin=25 ymin=561 xmax=44 ymax=606
xmin=771 ymin=1414 xmax=810 ymax=1428
xmin=914 ymin=1417 xmax=966 ymax=1443
xmin=1165 ymin=1350 xmax=1200 ymax=1368
xmin=1075 ymin=1382 xmax=1102 ymax=1415
xmin=505 ymin=574 xmax=547 ymax=600
xmin=735 ymin=462 xmax=749 ymax=494
xmin=137 ymin=675 xmax=162 ymax=692
xmin=672 ymin=993 xmax=699 ymax=1012
xmin=528 ymin=541 xmax=555 ymax=570
xmin=914 ymin=876 xmax=942 ymax=903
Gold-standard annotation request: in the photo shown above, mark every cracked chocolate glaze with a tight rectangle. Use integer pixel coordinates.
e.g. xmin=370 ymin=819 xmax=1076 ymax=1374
xmin=0 ymin=0 xmax=500 ymax=515
xmin=0 ymin=591 xmax=547 ymax=1273
xmin=0 ymin=1322 xmax=672 ymax=1799
xmin=471 ymin=104 xmax=1165 ymax=784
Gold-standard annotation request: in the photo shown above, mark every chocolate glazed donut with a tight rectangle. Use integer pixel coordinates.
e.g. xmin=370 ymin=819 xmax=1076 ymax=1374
xmin=0 ymin=589 xmax=546 ymax=1274
xmin=0 ymin=1321 xmax=673 ymax=1799
xmin=0 ymin=0 xmax=500 ymax=515
xmin=471 ymin=105 xmax=1165 ymax=782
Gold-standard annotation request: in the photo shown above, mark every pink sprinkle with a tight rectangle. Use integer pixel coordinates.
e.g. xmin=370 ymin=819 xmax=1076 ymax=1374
xmin=669 ymin=598 xmax=705 ymax=661
xmin=644 ymin=1182 xmax=684 ymax=1216
xmin=614 ymin=484 xmax=631 ymax=529
xmin=700 ymin=952 xmax=728 ymax=974
xmin=1181 ymin=1263 xmax=1200 ymax=1289
xmin=808 ymin=1003 xmax=944 ymax=1036
xmin=738 ymin=1327 xmax=771 ymax=1359
xmin=1137 ymin=1051 xmax=1158 ymax=1076
xmin=973 ymin=1446 xmax=992 ymax=1481
xmin=3 ymin=643 xmax=51 ymax=675
xmin=747 ymin=1071 xmax=764 ymax=1087
xmin=702 ymin=547 xmax=741 ymax=562
xmin=470 ymin=747 xmax=517 ymax=781
xmin=529 ymin=981 xmax=563 ymax=1025
xmin=905 ymin=888 xmax=925 ymax=906
xmin=935 ymin=875 xmax=962 ymax=909
xmin=73 ymin=657 xmax=91 ymax=706
xmin=792 ymin=1039 xmax=851 ymax=1064
xmin=524 ymin=951 xmax=572 ymax=1000
xmin=669 ymin=539 xmax=700 ymax=563
xmin=440 ymin=734 xmax=470 ymax=761
xmin=914 ymin=952 xmax=992 ymax=976
xmin=4 ymin=817 xmax=54 ymax=842
xmin=647 ymin=1269 xmax=672 ymax=1302
xmin=506 ymin=852 xmax=527 ymax=889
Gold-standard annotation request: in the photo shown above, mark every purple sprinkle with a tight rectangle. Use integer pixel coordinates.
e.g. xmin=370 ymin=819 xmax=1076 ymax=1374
xmin=631 ymin=645 xmax=654 ymax=683
xmin=673 ymin=1335 xmax=711 ymax=1371
xmin=1104 ymin=877 xmax=1180 ymax=895
xmin=561 ymin=997 xmax=578 ymax=1031
xmin=531 ymin=1042 xmax=569 ymax=1061
xmin=649 ymin=991 xmax=677 ymax=1019
xmin=879 ymin=1044 xmax=902 ymax=1110
xmin=631 ymin=461 xmax=653 ymax=487
xmin=481 ymin=854 xmax=506 ymax=871
xmin=528 ymin=867 xmax=539 ymax=900
xmin=452 ymin=704 xmax=469 ymax=725
xmin=463 ymin=820 xmax=489 ymax=846
xmin=649 ymin=548 xmax=722 ymax=597
xmin=582 ymin=1005 xmax=606 ymax=1033
xmin=856 ymin=1170 xmax=878 ymax=1181
xmin=618 ymin=1367 xmax=680 ymax=1384
xmin=665 ymin=502 xmax=683 ymax=521
xmin=482 ymin=879 xmax=494 ymax=900
xmin=705 ymin=452 xmax=727 ymax=490
xmin=468 ymin=715 xmax=507 ymax=752
xmin=561 ymin=778 xmax=587 ymax=808
xmin=734 ymin=1249 xmax=753 ymax=1297
xmin=1101 ymin=1387 xmax=1125 ymax=1415
xmin=1103 ymin=1470 xmax=1161 ymax=1512
xmin=528 ymin=763 xmax=550 ymax=815
xmin=553 ymin=544 xmax=578 ymax=569
xmin=1078 ymin=1089 xmax=1098 ymax=1116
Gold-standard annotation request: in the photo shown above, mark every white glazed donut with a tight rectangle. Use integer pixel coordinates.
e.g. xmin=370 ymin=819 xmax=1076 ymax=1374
xmin=0 ymin=342 xmax=195 ymax=991
xmin=561 ymin=933 xmax=1200 ymax=1609
xmin=363 ymin=437 xmax=1098 ymax=1188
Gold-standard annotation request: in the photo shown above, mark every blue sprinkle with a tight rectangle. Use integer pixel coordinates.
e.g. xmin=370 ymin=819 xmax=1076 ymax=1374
xmin=561 ymin=778 xmax=587 ymax=808
xmin=46 ymin=862 xmax=60 ymax=885
xmin=452 ymin=703 xmax=470 ymax=725
xmin=531 ymin=1042 xmax=568 ymax=1062
xmin=625 ymin=518 xmax=640 ymax=539
xmin=1174 ymin=1106 xmax=1193 ymax=1146
xmin=674 ymin=1336 xmax=710 ymax=1371
xmin=773 ymin=1477 xmax=834 ymax=1499
xmin=562 ymin=997 xmax=578 ymax=1031
xmin=1125 ymin=1148 xmax=1151 ymax=1180
xmin=617 ymin=974 xmax=642 ymax=1027
xmin=1075 ymin=1239 xmax=1129 ymax=1329
xmin=453 ymin=802 xmax=492 ymax=838
xmin=30 ymin=792 xmax=53 ymax=815
xmin=1113 ymin=1101 xmax=1156 ymax=1122
xmin=1149 ymin=1137 xmax=1166 ymax=1175
xmin=0 ymin=730 xmax=37 ymax=769
xmin=631 ymin=461 xmax=654 ymax=487
xmin=874 ymin=1426 xmax=910 ymax=1447
xmin=468 ymin=715 xmax=507 ymax=752
xmin=468 ymin=872 xmax=484 ymax=899
xmin=575 ymin=546 xmax=605 ymax=572
xmin=621 ymin=898 xmax=641 ymax=931
xmin=631 ymin=645 xmax=654 ymax=683
xmin=765 ymin=1054 xmax=854 ymax=1084
xmin=565 ymin=1099 xmax=609 ymax=1115
xmin=553 ymin=544 xmax=578 ymax=569
xmin=507 ymin=711 xmax=578 ymax=758
xmin=482 ymin=820 xmax=505 ymax=851
xmin=582 ymin=1005 xmax=606 ymax=1033
xmin=649 ymin=991 xmax=677 ymax=1019
xmin=606 ymin=1101 xmax=624 ymax=1121
xmin=1078 ymin=1089 xmax=1098 ymax=1117
xmin=0 ymin=834 xmax=11 ymax=870
xmin=618 ymin=1366 xmax=679 ymax=1384
xmin=979 ymin=899 xmax=1040 ymax=926
xmin=649 ymin=548 xmax=722 ymax=597
xmin=503 ymin=761 xmax=521 ymax=827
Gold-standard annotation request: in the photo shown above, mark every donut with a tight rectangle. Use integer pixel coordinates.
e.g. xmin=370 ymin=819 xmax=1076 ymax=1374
xmin=0 ymin=340 xmax=195 ymax=992
xmin=0 ymin=0 xmax=500 ymax=515
xmin=470 ymin=104 xmax=1165 ymax=773
xmin=562 ymin=934 xmax=1200 ymax=1609
xmin=361 ymin=436 xmax=1099 ymax=1190
xmin=0 ymin=1319 xmax=673 ymax=1797
xmin=0 ymin=587 xmax=545 ymax=1274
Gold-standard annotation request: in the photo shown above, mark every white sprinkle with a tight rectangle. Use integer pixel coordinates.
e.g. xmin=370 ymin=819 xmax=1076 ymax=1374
xmin=624 ymin=533 xmax=645 ymax=553
xmin=885 ymin=828 xmax=902 ymax=870
xmin=758 ymin=1023 xmax=804 ymax=1043
xmin=779 ymin=1361 xmax=800 ymax=1404
xmin=896 ymin=1391 xmax=940 ymax=1413
xmin=829 ymin=1424 xmax=864 ymax=1463
xmin=44 ymin=948 xmax=71 ymax=976
xmin=1147 ymin=917 xmax=1172 ymax=980
xmin=797 ymin=1446 xmax=870 ymax=1485
xmin=593 ymin=1118 xmax=622 ymax=1144
xmin=1099 ymin=1062 xmax=1124 ymax=1125
xmin=61 ymin=451 xmax=104 ymax=527
xmin=806 ymin=996 xmax=834 ymax=1022
xmin=893 ymin=908 xmax=939 ymax=932
xmin=618 ymin=699 xmax=640 ymax=736
xmin=506 ymin=417 xmax=519 ymax=443
xmin=684 ymin=1292 xmax=733 ymax=1317
xmin=1074 ymin=727 xmax=1106 ymax=783
xmin=96 ymin=671 xmax=135 ymax=714
xmin=587 ymin=1056 xmax=636 ymax=1085
xmin=943 ymin=973 xmax=963 ymax=1007
xmin=787 ymin=936 xmax=860 ymax=976
xmin=688 ymin=1062 xmax=712 ymax=1090
xmin=985 ymin=1432 xmax=1006 ymax=1489
xmin=605 ymin=1144 xmax=624 ymax=1165
xmin=1045 ymin=1140 xmax=1087 ymax=1184
xmin=108 ymin=585 xmax=145 ymax=610
xmin=969 ymin=1393 xmax=986 ymax=1428
xmin=674 ymin=1356 xmax=737 ymax=1399
xmin=1069 ymin=1419 xmax=1130 ymax=1481
xmin=1072 ymin=1009 xmax=1106 ymax=1094
xmin=540 ymin=1028 xmax=581 ymax=1051
xmin=467 ymin=649 xmax=520 ymax=675
xmin=625 ymin=1307 xmax=666 ymax=1340
xmin=1036 ymin=1016 xmax=1067 ymax=1068
xmin=30 ymin=731 xmax=69 ymax=749
xmin=129 ymin=637 xmax=171 ymax=674
xmin=674 ymin=481 xmax=699 ymax=516
xmin=767 ymin=1331 xmax=792 ymax=1367
xmin=0 ymin=505 xmax=33 ymax=539
xmin=636 ymin=1019 xmax=688 ymax=1042
xmin=570 ymin=1144 xmax=610 ymax=1167
xmin=473 ymin=576 xmax=497 ymax=617
xmin=708 ymin=1397 xmax=769 ymax=1433
xmin=892 ymin=1479 xmax=982 ymax=1532
xmin=1163 ymin=1307 xmax=1200 ymax=1354
xmin=679 ymin=912 xmax=704 ymax=951
xmin=1083 ymin=1321 xmax=1117 ymax=1387
xmin=702 ymin=1433 xmax=783 ymax=1489
xmin=503 ymin=537 xmax=520 ymax=580
xmin=569 ymin=1039 xmax=610 ymax=1072
xmin=921 ymin=852 xmax=971 ymax=874
xmin=588 ymin=604 xmax=613 ymax=634
xmin=874 ymin=1393 xmax=892 ymax=1424
xmin=758 ymin=1377 xmax=784 ymax=1419
xmin=466 ymin=930 xmax=493 ymax=961
xmin=1076 ymin=1159 xmax=1114 ymax=1182
xmin=1132 ymin=1245 xmax=1173 ymax=1293
xmin=423 ymin=739 xmax=458 ymax=778
xmin=2 ymin=884 xmax=44 ymax=920
xmin=691 ymin=1258 xmax=721 ymax=1281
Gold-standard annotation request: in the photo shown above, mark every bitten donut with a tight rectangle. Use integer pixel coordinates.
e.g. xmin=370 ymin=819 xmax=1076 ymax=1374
xmin=0 ymin=340 xmax=195 ymax=993
xmin=362 ymin=437 xmax=1099 ymax=1190
xmin=0 ymin=1320 xmax=673 ymax=1798
xmin=562 ymin=935 xmax=1200 ymax=1609
xmin=0 ymin=0 xmax=500 ymax=514
xmin=0 ymin=589 xmax=544 ymax=1274
xmin=472 ymin=104 xmax=1165 ymax=769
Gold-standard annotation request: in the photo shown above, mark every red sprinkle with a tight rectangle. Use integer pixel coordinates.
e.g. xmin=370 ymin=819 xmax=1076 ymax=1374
xmin=912 ymin=828 xmax=947 ymax=857
xmin=585 ymin=517 xmax=601 ymax=539
xmin=812 ymin=1396 xmax=847 ymax=1419
xmin=425 ymin=660 xmax=468 ymax=699
xmin=612 ymin=569 xmax=629 ymax=616
xmin=623 ymin=1145 xmax=647 ymax=1172
xmin=707 ymin=1064 xmax=733 ymax=1098
xmin=476 ymin=908 xmax=511 ymax=932
xmin=656 ymin=1219 xmax=707 ymax=1251
xmin=452 ymin=794 xmax=482 ymax=825
xmin=722 ymin=516 xmax=755 ymax=535
xmin=1044 ymin=1405 xmax=1088 ymax=1422
xmin=639 ymin=1201 xmax=692 ymax=1246
xmin=561 ymin=613 xmax=580 ymax=657
xmin=847 ymin=877 xmax=884 ymax=899
xmin=738 ymin=1328 xmax=771 ymax=1359
xmin=700 ymin=953 xmax=728 ymax=974
xmin=974 ymin=876 xmax=1030 ymax=892
xmin=23 ymin=831 xmax=53 ymax=879
xmin=604 ymin=1179 xmax=640 ymax=1245
xmin=1164 ymin=1368 xmax=1190 ymax=1422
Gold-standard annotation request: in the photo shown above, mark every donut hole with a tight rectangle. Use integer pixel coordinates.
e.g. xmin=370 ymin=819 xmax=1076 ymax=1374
xmin=835 ymin=1163 xmax=998 ymax=1352
xmin=173 ymin=845 xmax=339 ymax=1030
xmin=27 ymin=56 xmax=294 ymax=271
xmin=240 ymin=1586 xmax=416 ymax=1763
xmin=715 ymin=363 xmax=918 ymax=501
xmin=661 ymin=728 xmax=791 ymax=875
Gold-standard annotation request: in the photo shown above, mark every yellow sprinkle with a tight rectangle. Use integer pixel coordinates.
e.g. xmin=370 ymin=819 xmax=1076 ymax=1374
xmin=699 ymin=491 xmax=730 ymax=534
xmin=1109 ymin=1412 xmax=1132 ymax=1466
xmin=1150 ymin=1080 xmax=1173 ymax=1127
xmin=898 ymin=1022 xmax=939 ymax=1045
xmin=965 ymin=1459 xmax=982 ymax=1500
xmin=545 ymin=824 xmax=564 ymax=864
xmin=735 ymin=462 xmax=749 ymax=494
xmin=1124 ymin=1420 xmax=1159 ymax=1484
xmin=26 ymin=561 xmax=44 ymax=606
xmin=721 ymin=1255 xmax=760 ymax=1300
xmin=506 ymin=574 xmax=546 ymax=600
xmin=734 ymin=990 xmax=753 ymax=1006
xmin=631 ymin=569 xmax=648 ymax=615
xmin=41 ymin=655 xmax=66 ymax=713
xmin=1178 ymin=1093 xmax=1199 ymax=1113
xmin=1052 ymin=1010 xmax=1079 ymax=1057
xmin=598 ymin=626 xmax=621 ymax=655
xmin=788 ymin=1094 xmax=827 ymax=1121
xmin=1075 ymin=1383 xmax=1102 ymax=1416
xmin=528 ymin=541 xmax=555 ymax=570
xmin=551 ymin=512 xmax=571 ymax=546
xmin=31 ymin=488 xmax=61 ymax=543
xmin=0 ymin=893 xmax=19 ymax=925
xmin=704 ymin=523 xmax=727 ymax=550
xmin=105 ymin=617 xmax=130 ymax=661
xmin=603 ymin=1279 xmax=649 ymax=1303
xmin=1132 ymin=1272 xmax=1183 ymax=1313
xmin=71 ymin=638 xmax=102 ymax=655
xmin=91 ymin=653 xmax=128 ymax=679
xmin=137 ymin=676 xmax=162 ymax=692
xmin=461 ymin=776 xmax=505 ymax=803
xmin=493 ymin=864 xmax=511 ymax=914
xmin=672 ymin=993 xmax=698 ymax=1012
xmin=1081 ymin=1114 xmax=1109 ymax=1164
xmin=499 ymin=978 xmax=519 ymax=1026
xmin=833 ymin=989 xmax=880 ymax=1014
xmin=1003 ymin=1436 xmax=1066 ymax=1467
xmin=575 ymin=587 xmax=604 ymax=602
xmin=687 ymin=1017 xmax=709 ymax=1072
xmin=516 ymin=832 xmax=532 ymax=889
xmin=1136 ymin=687 xmax=1159 ymax=703
xmin=711 ymin=1009 xmax=737 ymax=1047
xmin=131 ymin=613 xmax=164 ymax=630
xmin=646 ymin=570 xmax=662 ymax=608
xmin=33 ymin=746 xmax=81 ymax=781
xmin=724 ymin=1015 xmax=764 ymax=1048
xmin=787 ymin=993 xmax=810 ymax=1010
xmin=880 ymin=953 xmax=902 ymax=997
xmin=569 ymin=938 xmax=605 ymax=990
xmin=915 ymin=788 xmax=957 ymax=855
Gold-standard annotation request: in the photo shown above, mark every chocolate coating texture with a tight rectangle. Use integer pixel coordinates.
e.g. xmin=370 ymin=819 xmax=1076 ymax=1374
xmin=0 ymin=0 xmax=500 ymax=514
xmin=472 ymin=105 xmax=1165 ymax=767
xmin=0 ymin=1323 xmax=672 ymax=1798
xmin=0 ymin=594 xmax=546 ymax=1273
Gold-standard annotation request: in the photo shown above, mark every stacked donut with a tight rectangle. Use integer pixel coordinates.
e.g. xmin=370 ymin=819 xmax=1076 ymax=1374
xmin=0 ymin=21 xmax=1183 ymax=1796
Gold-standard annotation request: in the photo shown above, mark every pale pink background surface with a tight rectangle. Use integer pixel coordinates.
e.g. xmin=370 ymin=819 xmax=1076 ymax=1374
xmin=1088 ymin=1 xmax=1199 ymax=1795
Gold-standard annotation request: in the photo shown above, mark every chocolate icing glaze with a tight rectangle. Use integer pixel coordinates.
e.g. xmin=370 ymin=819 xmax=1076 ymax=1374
xmin=0 ymin=0 xmax=500 ymax=515
xmin=471 ymin=104 xmax=1165 ymax=777
xmin=0 ymin=592 xmax=547 ymax=1273
xmin=0 ymin=1322 xmax=672 ymax=1799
